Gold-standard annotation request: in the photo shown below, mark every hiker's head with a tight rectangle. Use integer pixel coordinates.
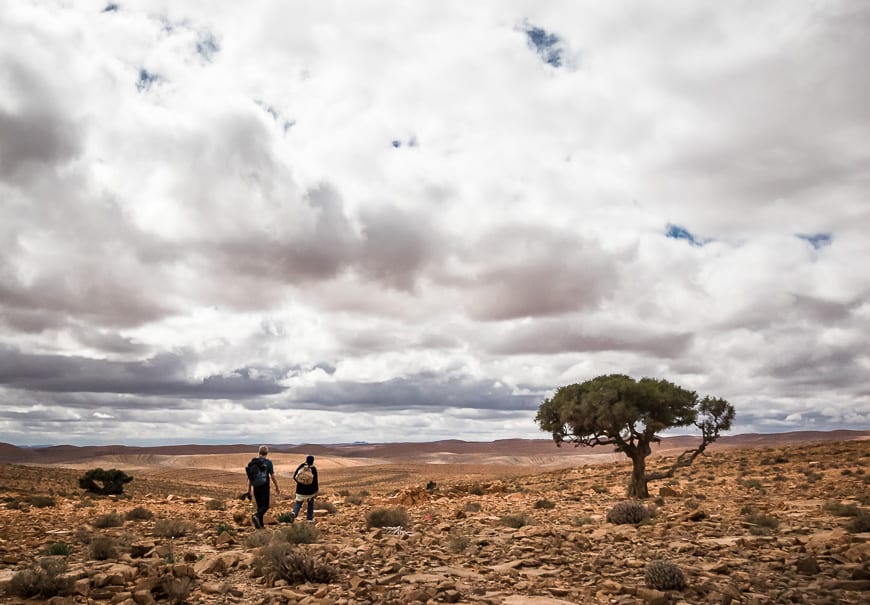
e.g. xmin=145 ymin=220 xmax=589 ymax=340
xmin=306 ymin=455 xmax=314 ymax=465
xmin=259 ymin=445 xmax=269 ymax=456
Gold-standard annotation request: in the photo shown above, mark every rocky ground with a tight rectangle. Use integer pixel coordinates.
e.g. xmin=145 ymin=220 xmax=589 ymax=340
xmin=0 ymin=439 xmax=868 ymax=604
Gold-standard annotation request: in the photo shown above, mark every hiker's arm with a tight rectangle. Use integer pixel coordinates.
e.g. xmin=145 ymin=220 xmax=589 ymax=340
xmin=271 ymin=473 xmax=280 ymax=494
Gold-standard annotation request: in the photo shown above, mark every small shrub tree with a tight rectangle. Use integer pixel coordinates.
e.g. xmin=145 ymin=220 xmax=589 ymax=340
xmin=536 ymin=374 xmax=734 ymax=498
xmin=78 ymin=468 xmax=133 ymax=496
xmin=8 ymin=558 xmax=72 ymax=598
xmin=365 ymin=507 xmax=409 ymax=529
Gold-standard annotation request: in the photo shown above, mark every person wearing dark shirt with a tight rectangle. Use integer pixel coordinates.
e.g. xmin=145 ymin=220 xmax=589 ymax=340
xmin=290 ymin=454 xmax=319 ymax=522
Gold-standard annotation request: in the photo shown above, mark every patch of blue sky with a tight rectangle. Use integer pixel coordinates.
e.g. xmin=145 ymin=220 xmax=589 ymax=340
xmin=665 ymin=223 xmax=708 ymax=247
xmin=796 ymin=233 xmax=832 ymax=249
xmin=196 ymin=34 xmax=220 ymax=62
xmin=255 ymin=100 xmax=294 ymax=132
xmin=102 ymin=3 xmax=119 ymax=13
xmin=525 ymin=25 xmax=563 ymax=68
xmin=136 ymin=69 xmax=159 ymax=92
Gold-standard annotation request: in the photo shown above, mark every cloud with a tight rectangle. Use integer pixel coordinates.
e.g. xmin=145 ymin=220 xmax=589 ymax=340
xmin=0 ymin=1 xmax=868 ymax=445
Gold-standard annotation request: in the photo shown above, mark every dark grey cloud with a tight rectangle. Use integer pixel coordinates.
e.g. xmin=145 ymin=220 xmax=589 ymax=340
xmin=0 ymin=346 xmax=285 ymax=399
xmin=487 ymin=320 xmax=693 ymax=357
xmin=292 ymin=371 xmax=538 ymax=412
xmin=358 ymin=205 xmax=439 ymax=291
xmin=0 ymin=62 xmax=79 ymax=180
xmin=455 ymin=225 xmax=622 ymax=320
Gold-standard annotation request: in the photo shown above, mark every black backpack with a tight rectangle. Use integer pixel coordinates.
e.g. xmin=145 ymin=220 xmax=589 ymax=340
xmin=245 ymin=457 xmax=268 ymax=487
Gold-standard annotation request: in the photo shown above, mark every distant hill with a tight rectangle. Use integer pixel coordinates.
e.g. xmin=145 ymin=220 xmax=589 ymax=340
xmin=0 ymin=429 xmax=866 ymax=465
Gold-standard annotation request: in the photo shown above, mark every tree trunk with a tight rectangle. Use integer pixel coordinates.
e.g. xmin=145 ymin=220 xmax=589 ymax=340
xmin=627 ymin=452 xmax=649 ymax=499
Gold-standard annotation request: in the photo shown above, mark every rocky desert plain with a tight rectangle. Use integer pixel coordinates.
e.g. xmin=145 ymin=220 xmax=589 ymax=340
xmin=0 ymin=431 xmax=868 ymax=605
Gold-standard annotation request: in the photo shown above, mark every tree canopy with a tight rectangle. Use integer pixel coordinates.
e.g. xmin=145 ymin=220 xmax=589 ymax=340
xmin=536 ymin=374 xmax=735 ymax=498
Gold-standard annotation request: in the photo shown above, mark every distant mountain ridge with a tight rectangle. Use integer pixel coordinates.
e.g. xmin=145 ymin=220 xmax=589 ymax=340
xmin=0 ymin=430 xmax=867 ymax=465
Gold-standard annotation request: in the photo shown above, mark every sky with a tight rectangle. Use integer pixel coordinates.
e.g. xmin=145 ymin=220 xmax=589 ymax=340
xmin=1 ymin=1 xmax=869 ymax=447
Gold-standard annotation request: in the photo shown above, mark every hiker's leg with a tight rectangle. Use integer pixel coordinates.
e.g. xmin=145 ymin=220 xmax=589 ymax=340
xmin=292 ymin=499 xmax=302 ymax=517
xmin=306 ymin=496 xmax=315 ymax=521
xmin=254 ymin=485 xmax=268 ymax=524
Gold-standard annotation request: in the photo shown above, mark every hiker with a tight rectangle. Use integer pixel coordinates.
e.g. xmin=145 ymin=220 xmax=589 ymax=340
xmin=290 ymin=454 xmax=319 ymax=522
xmin=247 ymin=445 xmax=280 ymax=529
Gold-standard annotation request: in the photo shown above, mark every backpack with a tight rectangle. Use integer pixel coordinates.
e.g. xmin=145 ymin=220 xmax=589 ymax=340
xmin=246 ymin=457 xmax=268 ymax=487
xmin=295 ymin=464 xmax=314 ymax=485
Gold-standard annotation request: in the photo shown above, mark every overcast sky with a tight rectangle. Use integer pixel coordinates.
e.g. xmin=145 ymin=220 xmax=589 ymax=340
xmin=1 ymin=1 xmax=868 ymax=447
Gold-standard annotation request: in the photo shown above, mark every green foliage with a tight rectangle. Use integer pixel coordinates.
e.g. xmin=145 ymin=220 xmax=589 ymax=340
xmin=8 ymin=558 xmax=72 ymax=598
xmin=278 ymin=523 xmax=319 ymax=544
xmin=78 ymin=468 xmax=133 ymax=495
xmin=125 ymin=506 xmax=154 ymax=521
xmin=153 ymin=518 xmax=191 ymax=538
xmin=93 ymin=511 xmax=124 ymax=528
xmin=276 ymin=511 xmax=296 ymax=523
xmin=25 ymin=495 xmax=56 ymax=508
xmin=606 ymin=501 xmax=653 ymax=525
xmin=254 ymin=543 xmax=338 ymax=585
xmin=644 ymin=559 xmax=686 ymax=591
xmin=89 ymin=536 xmax=117 ymax=560
xmin=365 ymin=507 xmax=410 ymax=529
xmin=42 ymin=542 xmax=71 ymax=556
xmin=215 ymin=522 xmax=236 ymax=536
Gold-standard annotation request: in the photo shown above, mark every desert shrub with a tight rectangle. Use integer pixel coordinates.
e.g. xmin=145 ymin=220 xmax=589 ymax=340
xmin=607 ymin=501 xmax=653 ymax=525
xmin=738 ymin=478 xmax=765 ymax=493
xmin=534 ymin=499 xmax=556 ymax=510
xmin=745 ymin=512 xmax=779 ymax=535
xmin=125 ymin=506 xmax=154 ymax=521
xmin=245 ymin=530 xmax=273 ymax=548
xmin=847 ymin=511 xmax=870 ymax=533
xmin=25 ymin=495 xmax=56 ymax=508
xmin=75 ymin=498 xmax=95 ymax=509
xmin=153 ymin=518 xmax=191 ymax=538
xmin=366 ymin=507 xmax=409 ymax=529
xmin=205 ymin=499 xmax=225 ymax=511
xmin=591 ymin=485 xmax=608 ymax=494
xmin=572 ymin=515 xmax=594 ymax=526
xmin=276 ymin=512 xmax=296 ymax=523
xmin=78 ymin=468 xmax=133 ymax=495
xmin=823 ymin=501 xmax=861 ymax=517
xmin=8 ymin=558 xmax=72 ymax=598
xmin=93 ymin=511 xmax=124 ymax=529
xmin=278 ymin=523 xmax=319 ymax=544
xmin=254 ymin=543 xmax=338 ymax=585
xmin=319 ymin=500 xmax=337 ymax=513
xmin=426 ymin=480 xmax=437 ymax=491
xmin=463 ymin=502 xmax=482 ymax=513
xmin=4 ymin=497 xmax=22 ymax=510
xmin=344 ymin=494 xmax=364 ymax=505
xmin=336 ymin=489 xmax=351 ymax=497
xmin=160 ymin=576 xmax=193 ymax=605
xmin=42 ymin=542 xmax=71 ymax=556
xmin=499 ymin=513 xmax=531 ymax=529
xmin=215 ymin=522 xmax=236 ymax=536
xmin=645 ymin=559 xmax=686 ymax=590
xmin=89 ymin=536 xmax=117 ymax=560
xmin=448 ymin=529 xmax=471 ymax=553
xmin=468 ymin=483 xmax=485 ymax=496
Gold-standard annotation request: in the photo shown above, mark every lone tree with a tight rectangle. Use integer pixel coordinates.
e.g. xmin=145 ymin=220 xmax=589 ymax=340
xmin=536 ymin=374 xmax=735 ymax=498
xmin=78 ymin=468 xmax=133 ymax=495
